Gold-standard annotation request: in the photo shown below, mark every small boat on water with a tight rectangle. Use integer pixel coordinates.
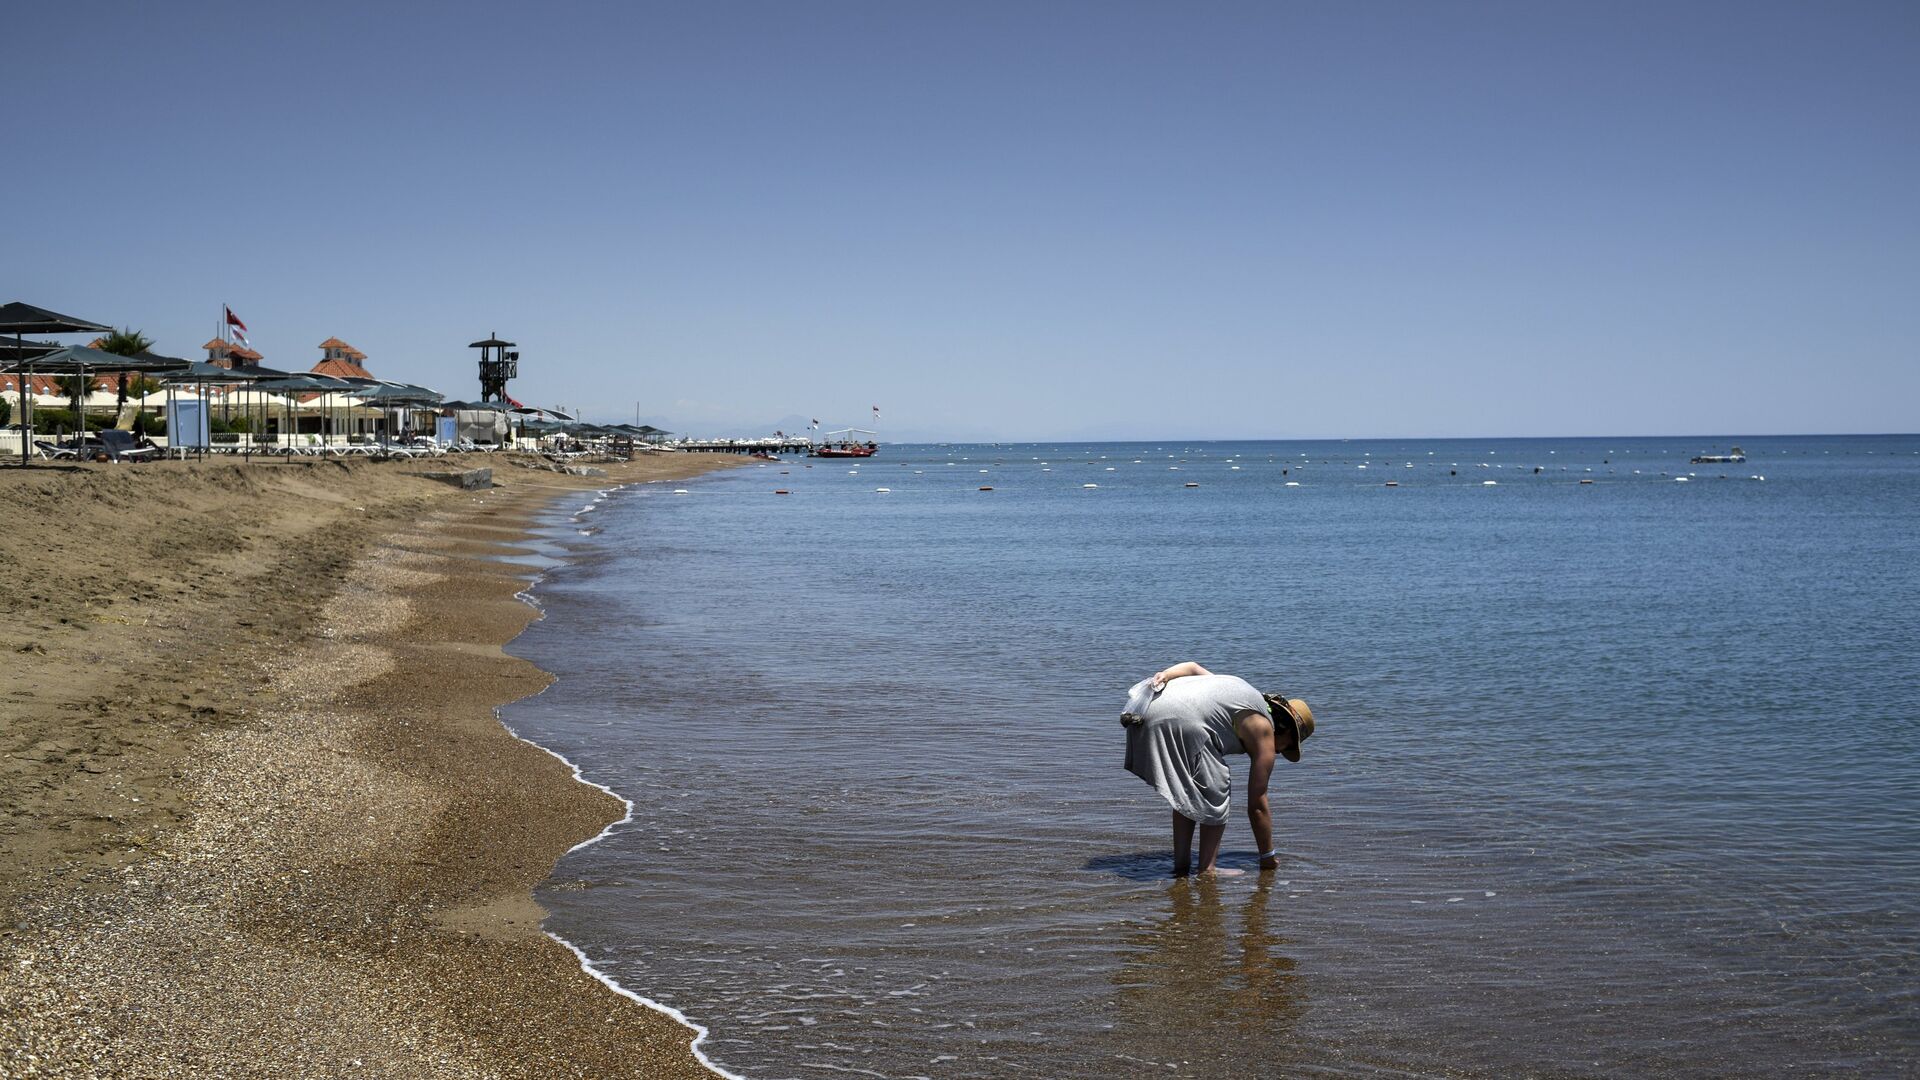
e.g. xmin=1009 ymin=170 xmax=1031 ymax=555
xmin=1691 ymin=445 xmax=1747 ymax=464
xmin=810 ymin=427 xmax=879 ymax=458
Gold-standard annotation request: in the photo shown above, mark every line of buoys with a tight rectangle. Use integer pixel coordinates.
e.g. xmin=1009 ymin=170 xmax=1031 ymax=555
xmin=1579 ymin=479 xmax=1594 ymax=485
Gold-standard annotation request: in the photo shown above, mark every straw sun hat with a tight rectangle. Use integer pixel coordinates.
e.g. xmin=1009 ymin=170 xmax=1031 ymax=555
xmin=1262 ymin=693 xmax=1316 ymax=763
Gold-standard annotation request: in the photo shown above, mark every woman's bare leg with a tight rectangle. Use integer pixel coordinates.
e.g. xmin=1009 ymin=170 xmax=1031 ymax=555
xmin=1171 ymin=812 xmax=1196 ymax=876
xmin=1196 ymin=822 xmax=1227 ymax=873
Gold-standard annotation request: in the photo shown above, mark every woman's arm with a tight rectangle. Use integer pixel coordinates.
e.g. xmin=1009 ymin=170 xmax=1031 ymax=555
xmin=1149 ymin=661 xmax=1212 ymax=689
xmin=1237 ymin=712 xmax=1279 ymax=870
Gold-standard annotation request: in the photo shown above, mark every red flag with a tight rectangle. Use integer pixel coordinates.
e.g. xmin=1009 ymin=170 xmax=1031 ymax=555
xmin=225 ymin=306 xmax=250 ymax=346
xmin=506 ymin=395 xmax=525 ymax=408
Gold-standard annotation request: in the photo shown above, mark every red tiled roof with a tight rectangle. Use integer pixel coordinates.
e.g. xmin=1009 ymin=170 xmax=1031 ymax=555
xmin=2 ymin=373 xmax=108 ymax=395
xmin=318 ymin=337 xmax=351 ymax=349
xmin=312 ymin=357 xmax=373 ymax=380
xmin=345 ymin=347 xmax=366 ymax=360
xmin=204 ymin=338 xmax=232 ymax=352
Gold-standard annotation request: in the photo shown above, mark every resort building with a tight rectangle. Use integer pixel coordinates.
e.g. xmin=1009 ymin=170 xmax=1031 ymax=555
xmin=312 ymin=338 xmax=373 ymax=379
xmin=203 ymin=339 xmax=266 ymax=369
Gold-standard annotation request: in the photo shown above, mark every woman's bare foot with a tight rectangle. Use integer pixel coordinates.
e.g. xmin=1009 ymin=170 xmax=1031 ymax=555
xmin=1197 ymin=866 xmax=1246 ymax=879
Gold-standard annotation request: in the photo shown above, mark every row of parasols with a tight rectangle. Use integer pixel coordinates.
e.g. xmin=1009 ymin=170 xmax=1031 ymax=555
xmin=1 ymin=300 xmax=530 ymax=466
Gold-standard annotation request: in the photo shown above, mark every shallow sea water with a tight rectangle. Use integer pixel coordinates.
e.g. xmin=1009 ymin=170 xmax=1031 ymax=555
xmin=502 ymin=436 xmax=1920 ymax=1079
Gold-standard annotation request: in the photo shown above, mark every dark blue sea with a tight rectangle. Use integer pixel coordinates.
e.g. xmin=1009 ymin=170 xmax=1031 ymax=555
xmin=500 ymin=435 xmax=1920 ymax=1079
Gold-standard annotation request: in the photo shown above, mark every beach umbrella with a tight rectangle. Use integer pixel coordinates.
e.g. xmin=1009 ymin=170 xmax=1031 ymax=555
xmin=0 ymin=339 xmax=58 ymax=364
xmin=159 ymin=365 xmax=263 ymax=446
xmin=17 ymin=344 xmax=188 ymax=446
xmin=333 ymin=380 xmax=441 ymax=448
xmin=247 ymin=374 xmax=352 ymax=456
xmin=1 ymin=302 xmax=112 ymax=467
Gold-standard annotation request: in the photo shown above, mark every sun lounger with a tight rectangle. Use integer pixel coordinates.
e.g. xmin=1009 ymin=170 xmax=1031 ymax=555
xmin=97 ymin=430 xmax=160 ymax=462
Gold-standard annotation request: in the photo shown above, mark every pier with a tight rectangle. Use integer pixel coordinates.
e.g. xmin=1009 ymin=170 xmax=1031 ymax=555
xmin=675 ymin=436 xmax=819 ymax=455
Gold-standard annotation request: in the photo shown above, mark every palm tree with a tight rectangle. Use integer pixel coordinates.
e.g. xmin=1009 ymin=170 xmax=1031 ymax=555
xmin=99 ymin=328 xmax=156 ymax=409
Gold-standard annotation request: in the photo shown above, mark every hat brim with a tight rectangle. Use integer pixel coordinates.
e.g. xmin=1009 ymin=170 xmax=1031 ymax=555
xmin=1271 ymin=699 xmax=1303 ymax=763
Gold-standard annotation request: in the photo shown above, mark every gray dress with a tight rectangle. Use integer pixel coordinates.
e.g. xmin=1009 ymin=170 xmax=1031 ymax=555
xmin=1122 ymin=675 xmax=1272 ymax=825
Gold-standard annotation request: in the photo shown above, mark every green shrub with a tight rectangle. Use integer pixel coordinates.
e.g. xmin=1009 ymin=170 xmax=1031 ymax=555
xmin=28 ymin=408 xmax=109 ymax=433
xmin=0 ymin=395 xmax=10 ymax=426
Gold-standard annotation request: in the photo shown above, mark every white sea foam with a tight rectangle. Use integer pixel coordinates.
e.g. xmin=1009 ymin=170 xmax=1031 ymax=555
xmin=496 ymin=478 xmax=751 ymax=1080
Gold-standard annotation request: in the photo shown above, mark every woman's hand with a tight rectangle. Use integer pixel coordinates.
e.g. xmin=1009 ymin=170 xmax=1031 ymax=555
xmin=1151 ymin=661 xmax=1212 ymax=689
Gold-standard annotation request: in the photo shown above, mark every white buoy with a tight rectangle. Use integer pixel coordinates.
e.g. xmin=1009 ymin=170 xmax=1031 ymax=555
xmin=672 ymin=489 xmax=690 ymax=494
xmin=1483 ymin=480 xmax=1498 ymax=486
xmin=1083 ymin=483 xmax=1099 ymax=488
xmin=1284 ymin=481 xmax=1300 ymax=487
xmin=875 ymin=487 xmax=890 ymax=493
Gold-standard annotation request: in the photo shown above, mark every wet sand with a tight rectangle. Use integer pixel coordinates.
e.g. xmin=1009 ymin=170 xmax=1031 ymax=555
xmin=0 ymin=452 xmax=741 ymax=1077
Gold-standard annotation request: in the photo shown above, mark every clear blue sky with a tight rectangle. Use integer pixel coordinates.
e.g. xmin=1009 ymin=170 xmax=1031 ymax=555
xmin=9 ymin=1 xmax=1916 ymax=439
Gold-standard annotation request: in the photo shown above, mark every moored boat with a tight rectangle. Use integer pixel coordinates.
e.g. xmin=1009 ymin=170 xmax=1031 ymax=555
xmin=1691 ymin=445 xmax=1747 ymax=464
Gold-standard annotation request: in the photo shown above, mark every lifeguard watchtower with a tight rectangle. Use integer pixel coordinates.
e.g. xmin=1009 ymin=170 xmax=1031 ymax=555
xmin=470 ymin=332 xmax=518 ymax=403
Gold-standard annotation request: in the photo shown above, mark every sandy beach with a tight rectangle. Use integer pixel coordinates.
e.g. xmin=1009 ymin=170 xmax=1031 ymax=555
xmin=1 ymin=452 xmax=741 ymax=1077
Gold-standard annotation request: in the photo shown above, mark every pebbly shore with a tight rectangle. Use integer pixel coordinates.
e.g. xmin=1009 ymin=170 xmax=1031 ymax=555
xmin=0 ymin=453 xmax=742 ymax=1078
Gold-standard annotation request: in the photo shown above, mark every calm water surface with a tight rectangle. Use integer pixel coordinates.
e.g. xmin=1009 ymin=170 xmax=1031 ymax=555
xmin=503 ymin=436 xmax=1920 ymax=1079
